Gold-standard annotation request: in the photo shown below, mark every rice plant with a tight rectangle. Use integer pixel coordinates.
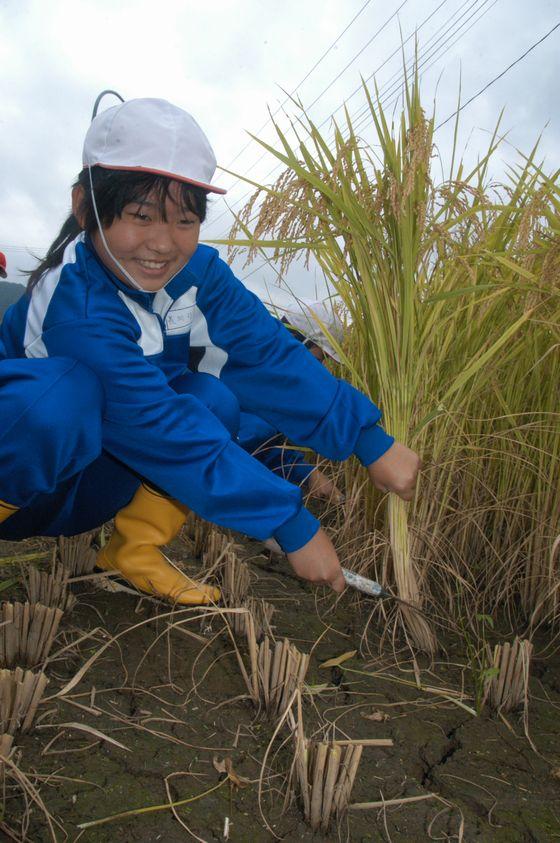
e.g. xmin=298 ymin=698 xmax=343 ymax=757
xmin=225 ymin=71 xmax=560 ymax=651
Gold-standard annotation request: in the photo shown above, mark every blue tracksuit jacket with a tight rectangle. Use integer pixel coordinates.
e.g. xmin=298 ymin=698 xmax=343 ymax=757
xmin=0 ymin=234 xmax=394 ymax=550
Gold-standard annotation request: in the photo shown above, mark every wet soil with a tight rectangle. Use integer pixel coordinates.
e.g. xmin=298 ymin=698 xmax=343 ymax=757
xmin=1 ymin=533 xmax=559 ymax=842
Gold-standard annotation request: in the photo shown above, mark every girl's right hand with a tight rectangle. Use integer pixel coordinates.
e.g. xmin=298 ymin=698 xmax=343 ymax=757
xmin=307 ymin=468 xmax=344 ymax=502
xmin=286 ymin=528 xmax=345 ymax=593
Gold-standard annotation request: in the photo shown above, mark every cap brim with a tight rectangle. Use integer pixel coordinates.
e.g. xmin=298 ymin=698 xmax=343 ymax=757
xmin=87 ymin=162 xmax=227 ymax=195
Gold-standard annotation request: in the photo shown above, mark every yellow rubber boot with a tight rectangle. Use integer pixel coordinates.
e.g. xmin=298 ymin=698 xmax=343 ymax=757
xmin=97 ymin=484 xmax=220 ymax=605
xmin=0 ymin=500 xmax=18 ymax=524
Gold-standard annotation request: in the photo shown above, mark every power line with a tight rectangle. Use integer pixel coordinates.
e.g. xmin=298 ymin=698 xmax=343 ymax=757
xmin=225 ymin=0 xmax=377 ymax=171
xmin=436 ymin=20 xmax=560 ymax=129
xmin=215 ymin=0 xmax=411 ymax=207
xmin=350 ymin=0 xmax=497 ymax=136
xmin=334 ymin=0 xmax=487 ymax=134
xmin=304 ymin=0 xmax=409 ymax=113
xmin=243 ymin=0 xmax=497 ymax=227
xmin=246 ymin=14 xmax=559 ymax=290
xmin=1 ymin=244 xmax=47 ymax=253
xmin=234 ymin=1 xmax=502 ymax=286
xmin=208 ymin=0 xmax=488 ymax=238
xmin=317 ymin=0 xmax=453 ymax=129
xmin=208 ymin=0 xmax=451 ymax=234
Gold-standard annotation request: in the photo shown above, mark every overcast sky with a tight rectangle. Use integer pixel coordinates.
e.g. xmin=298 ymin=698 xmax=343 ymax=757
xmin=1 ymin=0 xmax=558 ymax=305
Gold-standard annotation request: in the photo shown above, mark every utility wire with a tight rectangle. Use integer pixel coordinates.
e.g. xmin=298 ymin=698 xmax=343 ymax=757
xmin=208 ymin=0 xmax=452 ymax=234
xmin=236 ymin=0 xmax=500 ymax=284
xmin=350 ymin=0 xmax=496 ymax=136
xmin=252 ymin=0 xmax=496 ymax=215
xmin=435 ymin=20 xmax=560 ymax=129
xmin=225 ymin=0 xmax=377 ymax=170
xmin=1 ymin=244 xmax=48 ymax=252
xmin=350 ymin=0 xmax=490 ymax=131
xmin=317 ymin=0 xmax=453 ymax=130
xmin=304 ymin=0 xmax=409 ymax=113
xmin=208 ymin=0 xmax=486 ymax=237
xmin=215 ymin=1 xmax=413 ymax=201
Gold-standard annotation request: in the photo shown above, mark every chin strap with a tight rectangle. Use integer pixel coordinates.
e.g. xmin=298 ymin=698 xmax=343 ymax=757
xmin=86 ymin=165 xmax=147 ymax=292
xmin=85 ymin=164 xmax=189 ymax=294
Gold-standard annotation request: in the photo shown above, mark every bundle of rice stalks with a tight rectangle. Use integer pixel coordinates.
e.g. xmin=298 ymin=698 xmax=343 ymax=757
xmin=58 ymin=533 xmax=96 ymax=576
xmin=202 ymin=528 xmax=233 ymax=571
xmin=230 ymin=630 xmax=308 ymax=715
xmin=183 ymin=511 xmax=211 ymax=558
xmin=227 ymin=68 xmax=560 ymax=649
xmin=221 ymin=550 xmax=251 ymax=607
xmin=0 ymin=667 xmax=49 ymax=734
xmin=295 ymin=737 xmax=363 ymax=832
xmin=24 ymin=562 xmax=76 ymax=612
xmin=485 ymin=637 xmax=533 ymax=713
xmin=0 ymin=602 xmax=63 ymax=668
xmin=258 ymin=636 xmax=309 ymax=718
xmin=232 ymin=596 xmax=274 ymax=641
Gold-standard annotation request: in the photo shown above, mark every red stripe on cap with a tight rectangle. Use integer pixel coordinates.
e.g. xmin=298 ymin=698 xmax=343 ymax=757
xmin=87 ymin=163 xmax=227 ymax=195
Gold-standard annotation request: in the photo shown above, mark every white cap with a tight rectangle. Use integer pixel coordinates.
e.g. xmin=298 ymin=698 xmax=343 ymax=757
xmin=284 ymin=299 xmax=345 ymax=363
xmin=82 ymin=98 xmax=226 ymax=195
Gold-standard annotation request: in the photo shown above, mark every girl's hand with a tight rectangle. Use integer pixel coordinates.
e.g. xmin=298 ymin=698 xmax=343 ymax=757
xmin=368 ymin=442 xmax=421 ymax=501
xmin=307 ymin=468 xmax=344 ymax=502
xmin=287 ymin=528 xmax=345 ymax=593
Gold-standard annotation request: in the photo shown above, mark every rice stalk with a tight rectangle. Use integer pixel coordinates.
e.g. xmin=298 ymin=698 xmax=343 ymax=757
xmin=220 ymin=550 xmax=251 ymax=607
xmin=182 ymin=511 xmax=212 ymax=559
xmin=58 ymin=533 xmax=97 ymax=577
xmin=202 ymin=529 xmax=233 ymax=571
xmin=294 ymin=735 xmax=364 ymax=831
xmin=229 ymin=595 xmax=275 ymax=641
xmin=0 ymin=601 xmax=63 ymax=668
xmin=0 ymin=733 xmax=14 ymax=775
xmin=223 ymin=69 xmax=559 ymax=649
xmin=24 ymin=562 xmax=76 ymax=613
xmin=485 ymin=637 xmax=533 ymax=713
xmin=259 ymin=636 xmax=309 ymax=719
xmin=0 ymin=667 xmax=49 ymax=734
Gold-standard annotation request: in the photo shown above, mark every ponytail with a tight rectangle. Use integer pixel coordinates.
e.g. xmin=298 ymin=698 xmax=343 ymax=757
xmin=26 ymin=213 xmax=83 ymax=292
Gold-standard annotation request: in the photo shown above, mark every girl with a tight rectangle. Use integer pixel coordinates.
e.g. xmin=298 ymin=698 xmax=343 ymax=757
xmin=0 ymin=97 xmax=420 ymax=604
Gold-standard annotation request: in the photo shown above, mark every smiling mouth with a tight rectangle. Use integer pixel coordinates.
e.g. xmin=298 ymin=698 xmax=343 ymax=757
xmin=135 ymin=258 xmax=169 ymax=271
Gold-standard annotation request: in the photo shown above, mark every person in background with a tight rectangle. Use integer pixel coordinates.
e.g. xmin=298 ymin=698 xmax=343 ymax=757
xmin=232 ymin=299 xmax=346 ymax=502
xmin=0 ymin=252 xmax=7 ymax=279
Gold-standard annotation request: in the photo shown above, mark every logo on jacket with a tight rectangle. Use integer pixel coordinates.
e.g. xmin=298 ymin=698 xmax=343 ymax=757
xmin=165 ymin=305 xmax=195 ymax=334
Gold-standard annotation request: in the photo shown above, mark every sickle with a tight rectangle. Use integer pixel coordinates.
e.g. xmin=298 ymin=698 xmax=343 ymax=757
xmin=341 ymin=567 xmax=429 ymax=617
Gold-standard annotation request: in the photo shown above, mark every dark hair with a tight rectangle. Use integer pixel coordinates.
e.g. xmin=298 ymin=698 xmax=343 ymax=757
xmin=27 ymin=167 xmax=209 ymax=291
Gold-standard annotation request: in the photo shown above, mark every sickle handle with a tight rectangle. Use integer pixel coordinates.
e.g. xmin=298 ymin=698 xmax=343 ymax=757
xmin=341 ymin=567 xmax=389 ymax=599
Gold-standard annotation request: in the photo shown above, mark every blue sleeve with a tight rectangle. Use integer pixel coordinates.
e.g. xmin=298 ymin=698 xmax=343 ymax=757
xmin=42 ymin=318 xmax=319 ymax=552
xmin=195 ymin=255 xmax=395 ymax=466
xmin=238 ymin=412 xmax=315 ymax=487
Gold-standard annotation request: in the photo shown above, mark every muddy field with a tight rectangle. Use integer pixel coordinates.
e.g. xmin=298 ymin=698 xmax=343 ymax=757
xmin=1 ymin=530 xmax=560 ymax=842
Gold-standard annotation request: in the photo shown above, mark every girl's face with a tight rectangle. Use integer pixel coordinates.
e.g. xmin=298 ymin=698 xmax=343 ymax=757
xmin=88 ymin=181 xmax=201 ymax=292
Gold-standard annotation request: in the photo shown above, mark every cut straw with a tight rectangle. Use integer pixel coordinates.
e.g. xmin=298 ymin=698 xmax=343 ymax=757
xmin=0 ymin=667 xmax=49 ymax=734
xmin=0 ymin=601 xmax=63 ymax=668
xmin=182 ymin=511 xmax=211 ymax=559
xmin=58 ymin=533 xmax=97 ymax=576
xmin=24 ymin=561 xmax=76 ymax=613
xmin=295 ymin=736 xmax=370 ymax=832
xmin=486 ymin=637 xmax=533 ymax=713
